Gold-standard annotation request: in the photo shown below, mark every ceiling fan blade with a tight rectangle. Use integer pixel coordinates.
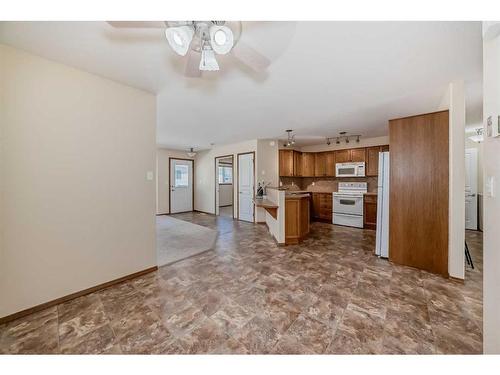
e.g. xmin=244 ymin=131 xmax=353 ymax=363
xmin=184 ymin=50 xmax=201 ymax=78
xmin=231 ymin=41 xmax=271 ymax=72
xmin=106 ymin=21 xmax=167 ymax=29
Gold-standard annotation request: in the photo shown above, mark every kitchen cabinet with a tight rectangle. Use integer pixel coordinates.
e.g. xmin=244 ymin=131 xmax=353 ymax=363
xmin=302 ymin=152 xmax=316 ymax=177
xmin=366 ymin=145 xmax=390 ymax=176
xmin=350 ymin=148 xmax=366 ymax=162
xmin=363 ymin=194 xmax=377 ymax=230
xmin=325 ymin=151 xmax=335 ymax=176
xmin=293 ymin=151 xmax=303 ymax=177
xmin=279 ymin=150 xmax=302 ymax=177
xmin=334 ymin=148 xmax=366 ymax=164
xmin=311 ymin=192 xmax=332 ymax=222
xmin=334 ymin=149 xmax=350 ymax=163
xmin=314 ymin=152 xmax=326 ymax=176
xmin=285 ymin=195 xmax=310 ymax=245
xmin=279 ymin=150 xmax=294 ymax=177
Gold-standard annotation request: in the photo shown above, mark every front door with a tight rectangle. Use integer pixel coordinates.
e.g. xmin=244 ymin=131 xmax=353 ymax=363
xmin=238 ymin=153 xmax=254 ymax=222
xmin=170 ymin=159 xmax=193 ymax=214
xmin=465 ymin=148 xmax=478 ymax=230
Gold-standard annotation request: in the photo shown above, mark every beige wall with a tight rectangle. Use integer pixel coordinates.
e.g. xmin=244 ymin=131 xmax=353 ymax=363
xmin=0 ymin=45 xmax=157 ymax=317
xmin=194 ymin=140 xmax=258 ymax=217
xmin=483 ymin=23 xmax=500 ymax=354
xmin=156 ymin=148 xmax=194 ymax=214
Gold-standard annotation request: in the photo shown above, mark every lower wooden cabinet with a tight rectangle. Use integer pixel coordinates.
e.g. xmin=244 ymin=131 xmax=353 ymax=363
xmin=363 ymin=194 xmax=377 ymax=230
xmin=311 ymin=192 xmax=332 ymax=222
xmin=285 ymin=196 xmax=310 ymax=245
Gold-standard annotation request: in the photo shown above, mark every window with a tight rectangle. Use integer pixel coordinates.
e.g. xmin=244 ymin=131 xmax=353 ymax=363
xmin=218 ymin=165 xmax=232 ymax=184
xmin=174 ymin=165 xmax=189 ymax=187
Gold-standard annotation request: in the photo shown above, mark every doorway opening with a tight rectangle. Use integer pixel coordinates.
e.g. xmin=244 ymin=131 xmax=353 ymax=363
xmin=464 ymin=133 xmax=483 ymax=284
xmin=215 ymin=155 xmax=234 ymax=218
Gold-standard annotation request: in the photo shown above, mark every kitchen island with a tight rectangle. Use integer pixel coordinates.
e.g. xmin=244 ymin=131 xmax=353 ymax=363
xmin=254 ymin=189 xmax=311 ymax=245
xmin=284 ymin=193 xmax=311 ymax=244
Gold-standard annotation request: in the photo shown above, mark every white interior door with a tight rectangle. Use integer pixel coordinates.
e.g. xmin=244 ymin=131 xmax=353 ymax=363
xmin=238 ymin=153 xmax=254 ymax=222
xmin=170 ymin=159 xmax=193 ymax=214
xmin=465 ymin=148 xmax=478 ymax=230
xmin=215 ymin=158 xmax=220 ymax=216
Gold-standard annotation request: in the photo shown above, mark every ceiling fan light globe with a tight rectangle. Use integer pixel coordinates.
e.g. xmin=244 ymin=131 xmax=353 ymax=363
xmin=165 ymin=26 xmax=194 ymax=56
xmin=209 ymin=25 xmax=234 ymax=55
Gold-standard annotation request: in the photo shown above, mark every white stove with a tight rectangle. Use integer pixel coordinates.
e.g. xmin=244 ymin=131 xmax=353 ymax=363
xmin=333 ymin=182 xmax=367 ymax=228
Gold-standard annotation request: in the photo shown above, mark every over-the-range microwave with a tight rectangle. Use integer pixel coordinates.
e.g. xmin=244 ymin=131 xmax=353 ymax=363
xmin=335 ymin=162 xmax=366 ymax=177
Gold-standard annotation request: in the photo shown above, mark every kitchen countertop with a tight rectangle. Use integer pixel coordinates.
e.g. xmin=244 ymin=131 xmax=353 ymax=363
xmin=253 ymin=197 xmax=278 ymax=209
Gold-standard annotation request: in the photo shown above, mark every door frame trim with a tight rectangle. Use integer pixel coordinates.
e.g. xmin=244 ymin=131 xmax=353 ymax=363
xmin=168 ymin=157 xmax=195 ymax=214
xmin=236 ymin=151 xmax=256 ymax=223
xmin=214 ymin=154 xmax=235 ymax=219
xmin=465 ymin=147 xmax=479 ymax=230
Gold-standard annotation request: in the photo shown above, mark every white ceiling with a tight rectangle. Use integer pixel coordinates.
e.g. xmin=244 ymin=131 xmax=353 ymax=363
xmin=0 ymin=21 xmax=483 ymax=151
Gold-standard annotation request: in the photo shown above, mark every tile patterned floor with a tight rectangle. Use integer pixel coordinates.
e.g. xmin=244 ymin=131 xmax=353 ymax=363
xmin=0 ymin=212 xmax=483 ymax=354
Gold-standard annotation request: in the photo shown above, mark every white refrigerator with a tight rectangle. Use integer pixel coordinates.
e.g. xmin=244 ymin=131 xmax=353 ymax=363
xmin=375 ymin=152 xmax=389 ymax=258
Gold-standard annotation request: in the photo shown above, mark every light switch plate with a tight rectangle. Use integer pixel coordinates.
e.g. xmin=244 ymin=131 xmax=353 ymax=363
xmin=146 ymin=171 xmax=154 ymax=181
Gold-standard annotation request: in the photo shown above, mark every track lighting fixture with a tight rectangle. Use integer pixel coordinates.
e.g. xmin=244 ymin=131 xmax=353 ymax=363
xmin=283 ymin=130 xmax=296 ymax=147
xmin=329 ymin=133 xmax=362 ymax=145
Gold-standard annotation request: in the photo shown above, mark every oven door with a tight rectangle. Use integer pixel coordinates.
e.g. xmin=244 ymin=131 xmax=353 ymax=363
xmin=333 ymin=194 xmax=364 ymax=216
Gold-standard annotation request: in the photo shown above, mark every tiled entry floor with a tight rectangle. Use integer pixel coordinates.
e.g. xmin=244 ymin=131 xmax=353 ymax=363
xmin=0 ymin=212 xmax=483 ymax=354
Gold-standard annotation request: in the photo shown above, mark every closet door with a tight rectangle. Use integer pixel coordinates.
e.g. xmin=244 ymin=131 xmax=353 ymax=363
xmin=389 ymin=110 xmax=449 ymax=276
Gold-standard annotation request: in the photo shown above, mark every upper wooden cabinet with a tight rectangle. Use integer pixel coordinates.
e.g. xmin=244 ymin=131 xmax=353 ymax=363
xmin=334 ymin=149 xmax=350 ymax=163
xmin=279 ymin=149 xmax=294 ymax=176
xmin=314 ymin=152 xmax=326 ymax=176
xmin=325 ymin=152 xmax=335 ymax=176
xmin=293 ymin=151 xmax=303 ymax=177
xmin=333 ymin=148 xmax=366 ymax=169
xmin=279 ymin=150 xmax=303 ymax=177
xmin=350 ymin=148 xmax=367 ymax=162
xmin=281 ymin=145 xmax=388 ymax=177
xmin=366 ymin=145 xmax=390 ymax=176
xmin=302 ymin=153 xmax=315 ymax=177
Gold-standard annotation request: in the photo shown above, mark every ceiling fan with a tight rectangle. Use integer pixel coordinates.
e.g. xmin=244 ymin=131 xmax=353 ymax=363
xmin=107 ymin=21 xmax=271 ymax=77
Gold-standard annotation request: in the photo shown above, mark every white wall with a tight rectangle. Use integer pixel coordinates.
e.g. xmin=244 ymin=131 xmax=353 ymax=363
xmin=265 ymin=189 xmax=285 ymax=244
xmin=194 ymin=140 xmax=258 ymax=218
xmin=218 ymin=184 xmax=233 ymax=207
xmin=483 ymin=22 xmax=500 ymax=354
xmin=256 ymin=139 xmax=279 ymax=222
xmin=156 ymin=148 xmax=194 ymax=214
xmin=0 ymin=45 xmax=157 ymax=318
xmin=438 ymin=81 xmax=466 ymax=280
